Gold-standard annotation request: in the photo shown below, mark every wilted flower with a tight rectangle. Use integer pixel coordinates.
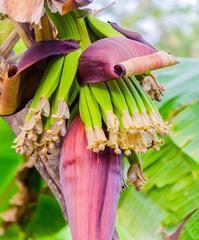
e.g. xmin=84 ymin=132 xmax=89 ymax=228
xmin=0 ymin=0 xmax=92 ymax=25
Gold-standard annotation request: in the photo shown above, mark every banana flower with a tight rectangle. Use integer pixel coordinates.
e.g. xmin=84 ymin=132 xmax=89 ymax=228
xmin=60 ymin=115 xmax=122 ymax=240
xmin=0 ymin=39 xmax=79 ymax=115
xmin=78 ymin=36 xmax=178 ymax=84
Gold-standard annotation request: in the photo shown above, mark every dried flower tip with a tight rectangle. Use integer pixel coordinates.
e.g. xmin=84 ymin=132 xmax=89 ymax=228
xmin=42 ymin=99 xmax=51 ymax=117
xmin=127 ymin=162 xmax=147 ymax=191
xmin=42 ymin=130 xmax=52 ymax=142
xmin=39 ymin=146 xmax=47 ymax=156
xmin=34 ymin=118 xmax=43 ymax=134
xmin=147 ymin=129 xmax=164 ymax=147
xmin=25 ymin=147 xmax=34 ymax=156
xmin=85 ymin=128 xmax=95 ymax=149
xmin=48 ymin=141 xmax=56 ymax=150
xmin=31 ymin=97 xmax=50 ymax=117
xmin=52 ymin=135 xmax=61 ymax=144
xmin=13 ymin=131 xmax=26 ymax=146
xmin=108 ymin=130 xmax=119 ymax=149
xmin=114 ymin=148 xmax=122 ymax=155
xmin=24 ymin=138 xmax=34 ymax=148
xmin=124 ymin=149 xmax=131 ymax=156
xmin=27 ymin=131 xmax=38 ymax=141
xmin=52 ymin=100 xmax=70 ymax=119
xmin=152 ymin=144 xmax=160 ymax=151
xmin=106 ymin=111 xmax=119 ymax=132
xmin=127 ymin=132 xmax=148 ymax=153
xmin=94 ymin=127 xmax=107 ymax=145
xmin=15 ymin=146 xmax=26 ymax=155
xmin=140 ymin=112 xmax=152 ymax=128
xmin=115 ymin=51 xmax=179 ymax=77
xmin=48 ymin=0 xmax=92 ymax=16
xmin=98 ymin=144 xmax=106 ymax=151
xmin=131 ymin=112 xmax=149 ymax=130
xmin=20 ymin=115 xmax=37 ymax=132
xmin=149 ymin=112 xmax=170 ymax=135
xmin=141 ymin=75 xmax=165 ymax=101
xmin=122 ymin=111 xmax=136 ymax=130
xmin=60 ymin=124 xmax=67 ymax=136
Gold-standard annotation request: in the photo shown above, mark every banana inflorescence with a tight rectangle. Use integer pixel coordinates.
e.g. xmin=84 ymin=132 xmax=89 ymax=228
xmin=12 ymin=10 xmax=176 ymax=191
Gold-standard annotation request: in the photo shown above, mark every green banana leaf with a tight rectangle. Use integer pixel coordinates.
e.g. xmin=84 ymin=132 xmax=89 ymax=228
xmin=0 ymin=118 xmax=23 ymax=212
xmin=0 ymin=19 xmax=13 ymax=45
xmin=116 ymin=58 xmax=199 ymax=240
xmin=179 ymin=210 xmax=199 ymax=240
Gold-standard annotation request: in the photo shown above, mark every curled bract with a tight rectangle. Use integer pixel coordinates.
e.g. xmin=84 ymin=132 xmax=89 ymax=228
xmin=17 ymin=39 xmax=79 ymax=73
xmin=78 ymin=36 xmax=178 ymax=84
xmin=108 ymin=21 xmax=156 ymax=50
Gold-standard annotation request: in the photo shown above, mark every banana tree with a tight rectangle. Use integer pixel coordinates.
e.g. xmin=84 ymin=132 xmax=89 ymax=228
xmin=0 ymin=1 xmax=198 ymax=240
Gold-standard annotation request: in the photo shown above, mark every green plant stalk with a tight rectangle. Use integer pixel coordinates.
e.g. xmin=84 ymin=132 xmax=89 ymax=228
xmin=0 ymin=18 xmax=14 ymax=45
xmin=130 ymin=76 xmax=159 ymax=113
xmin=106 ymin=80 xmax=134 ymax=131
xmin=79 ymin=87 xmax=95 ymax=149
xmin=86 ymin=16 xmax=122 ymax=38
xmin=117 ymin=78 xmax=139 ymax=115
xmin=84 ymin=85 xmax=107 ymax=150
xmin=123 ymin=77 xmax=153 ymax=129
xmin=68 ymin=77 xmax=80 ymax=106
xmin=51 ymin=49 xmax=81 ymax=120
xmin=89 ymin=83 xmax=118 ymax=133
xmin=26 ymin=55 xmax=64 ymax=122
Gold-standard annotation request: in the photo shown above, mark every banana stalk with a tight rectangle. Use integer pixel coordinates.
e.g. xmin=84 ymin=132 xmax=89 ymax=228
xmin=89 ymin=82 xmax=120 ymax=154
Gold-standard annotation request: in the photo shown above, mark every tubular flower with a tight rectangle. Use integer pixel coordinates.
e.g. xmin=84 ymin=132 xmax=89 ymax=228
xmin=11 ymin=39 xmax=79 ymax=160
xmin=77 ymin=33 xmax=178 ymax=155
xmin=0 ymin=0 xmax=92 ymax=25
xmin=0 ymin=39 xmax=79 ymax=116
xmin=60 ymin=115 xmax=122 ymax=240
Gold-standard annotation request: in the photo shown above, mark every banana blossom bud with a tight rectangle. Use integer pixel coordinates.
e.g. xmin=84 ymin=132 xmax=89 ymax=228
xmin=78 ymin=36 xmax=178 ymax=84
xmin=60 ymin=115 xmax=122 ymax=240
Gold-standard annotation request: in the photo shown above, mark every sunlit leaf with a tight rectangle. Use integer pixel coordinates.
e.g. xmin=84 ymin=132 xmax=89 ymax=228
xmin=0 ymin=118 xmax=23 ymax=212
xmin=117 ymin=58 xmax=199 ymax=239
xmin=179 ymin=210 xmax=199 ymax=240
xmin=26 ymin=194 xmax=66 ymax=238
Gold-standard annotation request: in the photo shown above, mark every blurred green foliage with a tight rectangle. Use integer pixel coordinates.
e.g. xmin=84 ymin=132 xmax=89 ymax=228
xmin=95 ymin=0 xmax=199 ymax=58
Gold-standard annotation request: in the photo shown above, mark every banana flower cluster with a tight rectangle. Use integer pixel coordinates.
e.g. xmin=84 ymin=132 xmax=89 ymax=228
xmin=78 ymin=33 xmax=178 ymax=156
xmin=0 ymin=6 xmax=180 ymax=239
